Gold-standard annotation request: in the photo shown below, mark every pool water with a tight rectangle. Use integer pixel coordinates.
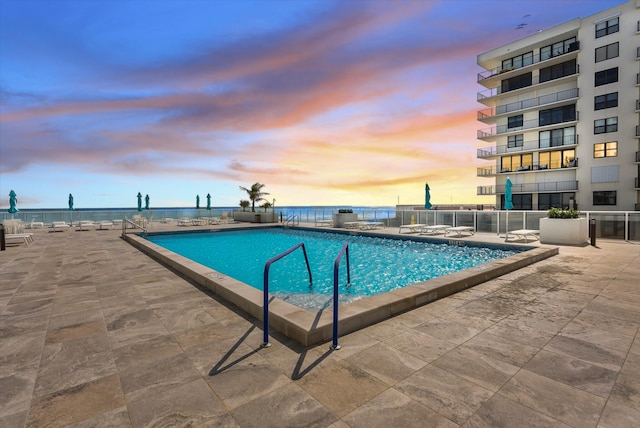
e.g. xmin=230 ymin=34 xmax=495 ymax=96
xmin=147 ymin=228 xmax=518 ymax=309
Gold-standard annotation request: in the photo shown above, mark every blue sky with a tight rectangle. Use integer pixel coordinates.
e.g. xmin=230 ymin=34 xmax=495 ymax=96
xmin=0 ymin=0 xmax=627 ymax=209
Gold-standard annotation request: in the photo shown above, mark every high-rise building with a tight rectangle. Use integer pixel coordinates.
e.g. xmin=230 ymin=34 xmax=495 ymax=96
xmin=476 ymin=0 xmax=639 ymax=211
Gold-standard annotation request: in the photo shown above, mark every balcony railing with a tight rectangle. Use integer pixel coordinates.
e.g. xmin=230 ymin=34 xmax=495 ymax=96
xmin=478 ymin=116 xmax=577 ymax=139
xmin=636 ymin=177 xmax=639 ymax=189
xmin=636 ymin=151 xmax=640 ymax=163
xmin=478 ymin=70 xmax=579 ymax=101
xmin=636 ymin=99 xmax=640 ymax=111
xmin=477 ymin=42 xmax=579 ymax=82
xmin=477 ymin=166 xmax=497 ymax=177
xmin=637 ymin=73 xmax=640 ymax=85
xmin=494 ymin=181 xmax=579 ymax=194
xmin=478 ymin=88 xmax=578 ymax=121
xmin=637 ymin=46 xmax=640 ymax=60
xmin=477 ymin=135 xmax=578 ymax=159
xmin=637 ymin=125 xmax=640 ymax=138
xmin=477 ymin=185 xmax=495 ymax=195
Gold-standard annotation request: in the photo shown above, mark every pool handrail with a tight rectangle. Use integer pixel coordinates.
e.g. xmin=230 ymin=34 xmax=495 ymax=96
xmin=261 ymin=242 xmax=312 ymax=348
xmin=331 ymin=242 xmax=350 ymax=350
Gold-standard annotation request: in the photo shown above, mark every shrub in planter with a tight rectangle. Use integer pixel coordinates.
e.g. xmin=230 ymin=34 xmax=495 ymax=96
xmin=547 ymin=207 xmax=580 ymax=219
xmin=540 ymin=208 xmax=587 ymax=245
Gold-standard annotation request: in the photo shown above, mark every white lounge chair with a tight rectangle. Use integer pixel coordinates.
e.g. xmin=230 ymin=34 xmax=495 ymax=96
xmin=399 ymin=224 xmax=427 ymax=233
xmin=6 ymin=233 xmax=34 ymax=245
xmin=315 ymin=219 xmax=333 ymax=227
xmin=444 ymin=226 xmax=476 ymax=237
xmin=76 ymin=221 xmax=96 ymax=231
xmin=50 ymin=221 xmax=70 ymax=232
xmin=420 ymin=225 xmax=452 ymax=235
xmin=358 ymin=221 xmax=384 ymax=230
xmin=97 ymin=221 xmax=114 ymax=230
xmin=506 ymin=229 xmax=540 ymax=243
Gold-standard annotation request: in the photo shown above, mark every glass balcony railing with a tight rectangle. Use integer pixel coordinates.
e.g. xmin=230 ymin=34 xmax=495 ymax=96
xmin=478 ymin=88 xmax=578 ymax=120
xmin=478 ymin=116 xmax=577 ymax=139
xmin=493 ymin=181 xmax=579 ymax=194
xmin=476 ymin=135 xmax=578 ymax=158
xmin=477 ymin=42 xmax=579 ymax=82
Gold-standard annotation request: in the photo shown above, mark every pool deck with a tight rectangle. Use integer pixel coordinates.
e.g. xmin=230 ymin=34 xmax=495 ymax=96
xmin=1 ymin=222 xmax=639 ymax=427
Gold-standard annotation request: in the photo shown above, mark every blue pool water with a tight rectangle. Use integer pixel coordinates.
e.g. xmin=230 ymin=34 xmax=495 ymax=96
xmin=147 ymin=228 xmax=519 ymax=309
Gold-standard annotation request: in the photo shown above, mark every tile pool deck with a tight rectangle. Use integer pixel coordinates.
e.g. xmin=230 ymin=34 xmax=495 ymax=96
xmin=1 ymin=222 xmax=639 ymax=427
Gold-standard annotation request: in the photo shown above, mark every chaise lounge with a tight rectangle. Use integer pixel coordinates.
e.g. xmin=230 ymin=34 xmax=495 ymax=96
xmin=50 ymin=221 xmax=70 ymax=232
xmin=419 ymin=225 xmax=452 ymax=235
xmin=444 ymin=226 xmax=476 ymax=237
xmin=506 ymin=229 xmax=540 ymax=243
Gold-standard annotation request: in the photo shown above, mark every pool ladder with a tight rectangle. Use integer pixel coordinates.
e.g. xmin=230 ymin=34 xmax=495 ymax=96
xmin=283 ymin=214 xmax=299 ymax=227
xmin=261 ymin=241 xmax=351 ymax=350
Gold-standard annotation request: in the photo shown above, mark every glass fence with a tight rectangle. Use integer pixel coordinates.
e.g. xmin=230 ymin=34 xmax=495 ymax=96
xmin=2 ymin=208 xmax=639 ymax=241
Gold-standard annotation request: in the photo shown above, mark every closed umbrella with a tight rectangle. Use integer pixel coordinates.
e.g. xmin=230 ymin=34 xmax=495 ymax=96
xmin=504 ymin=177 xmax=513 ymax=239
xmin=206 ymin=193 xmax=211 ymax=210
xmin=137 ymin=192 xmax=142 ymax=212
xmin=424 ymin=183 xmax=432 ymax=210
xmin=145 ymin=194 xmax=150 ymax=210
xmin=68 ymin=194 xmax=74 ymax=211
xmin=8 ymin=190 xmax=19 ymax=214
xmin=196 ymin=195 xmax=200 ymax=209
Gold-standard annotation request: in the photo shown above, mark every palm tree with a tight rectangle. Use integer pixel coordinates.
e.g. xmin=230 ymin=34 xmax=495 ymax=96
xmin=239 ymin=183 xmax=269 ymax=212
xmin=239 ymin=200 xmax=250 ymax=211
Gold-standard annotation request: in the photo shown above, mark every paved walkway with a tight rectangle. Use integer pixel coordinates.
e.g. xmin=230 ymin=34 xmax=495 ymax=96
xmin=1 ymin=224 xmax=639 ymax=427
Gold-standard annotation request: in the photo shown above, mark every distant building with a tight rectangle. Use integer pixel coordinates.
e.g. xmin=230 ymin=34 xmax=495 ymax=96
xmin=476 ymin=0 xmax=639 ymax=211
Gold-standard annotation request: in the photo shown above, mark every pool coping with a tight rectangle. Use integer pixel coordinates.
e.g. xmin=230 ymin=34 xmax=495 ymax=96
xmin=124 ymin=227 xmax=559 ymax=346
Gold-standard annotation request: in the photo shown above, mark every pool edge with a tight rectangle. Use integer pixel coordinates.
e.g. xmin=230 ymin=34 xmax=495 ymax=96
xmin=124 ymin=232 xmax=558 ymax=347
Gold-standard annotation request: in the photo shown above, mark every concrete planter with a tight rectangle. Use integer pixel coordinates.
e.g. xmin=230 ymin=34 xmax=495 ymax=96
xmin=540 ymin=217 xmax=588 ymax=246
xmin=233 ymin=211 xmax=274 ymax=223
xmin=332 ymin=213 xmax=358 ymax=228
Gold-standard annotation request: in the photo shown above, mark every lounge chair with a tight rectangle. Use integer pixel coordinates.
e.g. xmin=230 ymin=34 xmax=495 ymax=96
xmin=399 ymin=224 xmax=427 ymax=233
xmin=444 ymin=226 xmax=476 ymax=237
xmin=358 ymin=221 xmax=384 ymax=230
xmin=97 ymin=221 xmax=114 ymax=230
xmin=506 ymin=229 xmax=540 ymax=243
xmin=5 ymin=233 xmax=34 ymax=246
xmin=178 ymin=217 xmax=192 ymax=226
xmin=50 ymin=221 xmax=70 ymax=232
xmin=76 ymin=221 xmax=96 ymax=231
xmin=419 ymin=225 xmax=452 ymax=235
xmin=315 ymin=219 xmax=333 ymax=227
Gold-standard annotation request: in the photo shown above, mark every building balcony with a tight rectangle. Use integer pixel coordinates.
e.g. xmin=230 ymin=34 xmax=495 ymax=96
xmin=636 ymin=99 xmax=640 ymax=112
xmin=478 ymin=116 xmax=577 ymax=140
xmin=477 ymin=41 xmax=579 ymax=83
xmin=477 ymin=135 xmax=578 ymax=159
xmin=477 ymin=166 xmax=497 ymax=177
xmin=477 ymin=180 xmax=578 ymax=196
xmin=495 ymin=180 xmax=579 ymax=194
xmin=477 ymin=71 xmax=578 ymax=103
xmin=637 ymin=46 xmax=640 ymax=60
xmin=478 ymin=88 xmax=578 ymax=122
xmin=637 ymin=73 xmax=640 ymax=85
xmin=476 ymin=162 xmax=575 ymax=176
xmin=637 ymin=126 xmax=640 ymax=139
xmin=636 ymin=177 xmax=640 ymax=190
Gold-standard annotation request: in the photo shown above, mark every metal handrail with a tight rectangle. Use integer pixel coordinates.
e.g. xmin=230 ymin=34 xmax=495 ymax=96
xmin=284 ymin=214 xmax=299 ymax=226
xmin=122 ymin=217 xmax=147 ymax=239
xmin=331 ymin=242 xmax=350 ymax=350
xmin=261 ymin=242 xmax=312 ymax=348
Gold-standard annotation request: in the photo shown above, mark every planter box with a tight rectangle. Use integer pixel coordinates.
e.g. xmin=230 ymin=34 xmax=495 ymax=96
xmin=332 ymin=213 xmax=358 ymax=228
xmin=540 ymin=217 xmax=588 ymax=246
xmin=233 ymin=211 xmax=275 ymax=223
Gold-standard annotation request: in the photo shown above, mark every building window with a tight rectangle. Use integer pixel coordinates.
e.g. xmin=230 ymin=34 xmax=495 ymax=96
xmin=501 ymin=72 xmax=532 ymax=93
xmin=595 ymin=42 xmax=619 ymax=62
xmin=508 ymin=114 xmax=523 ymax=129
xmin=595 ymin=17 xmax=619 ymax=38
xmin=508 ymin=134 xmax=524 ymax=148
xmin=593 ymin=141 xmax=618 ymax=158
xmin=539 ymin=127 xmax=576 ymax=148
xmin=501 ymin=153 xmax=533 ymax=172
xmin=539 ymin=60 xmax=576 ymax=83
xmin=538 ymin=193 xmax=575 ymax=210
xmin=595 ymin=67 xmax=618 ymax=86
xmin=593 ymin=191 xmax=616 ymax=205
xmin=594 ymin=117 xmax=618 ymax=134
xmin=539 ymin=149 xmax=575 ymax=169
xmin=501 ymin=51 xmax=533 ymax=71
xmin=501 ymin=194 xmax=532 ymax=210
xmin=539 ymin=105 xmax=576 ymax=126
xmin=540 ymin=37 xmax=578 ymax=60
xmin=594 ymin=92 xmax=618 ymax=110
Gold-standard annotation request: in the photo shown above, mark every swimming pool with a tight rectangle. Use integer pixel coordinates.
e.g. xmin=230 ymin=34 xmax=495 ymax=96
xmin=147 ymin=228 xmax=519 ymax=310
xmin=126 ymin=226 xmax=558 ymax=345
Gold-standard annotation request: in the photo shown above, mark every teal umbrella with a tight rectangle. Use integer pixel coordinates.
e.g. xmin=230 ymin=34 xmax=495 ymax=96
xmin=137 ymin=192 xmax=142 ymax=212
xmin=504 ymin=177 xmax=513 ymax=240
xmin=505 ymin=177 xmax=513 ymax=210
xmin=68 ymin=193 xmax=74 ymax=211
xmin=8 ymin=190 xmax=19 ymax=214
xmin=196 ymin=195 xmax=200 ymax=209
xmin=145 ymin=194 xmax=150 ymax=210
xmin=424 ymin=183 xmax=432 ymax=210
xmin=206 ymin=193 xmax=211 ymax=210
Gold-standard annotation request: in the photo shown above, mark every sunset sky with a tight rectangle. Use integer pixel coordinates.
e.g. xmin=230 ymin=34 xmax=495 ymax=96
xmin=0 ymin=0 xmax=625 ymax=209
